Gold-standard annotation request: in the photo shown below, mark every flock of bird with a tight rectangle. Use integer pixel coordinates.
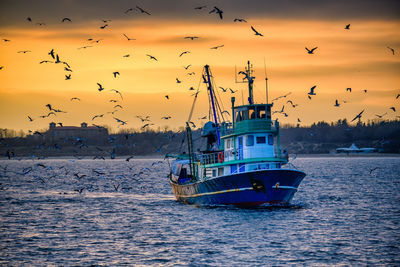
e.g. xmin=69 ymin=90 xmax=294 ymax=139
xmin=0 ymin=4 xmax=399 ymax=143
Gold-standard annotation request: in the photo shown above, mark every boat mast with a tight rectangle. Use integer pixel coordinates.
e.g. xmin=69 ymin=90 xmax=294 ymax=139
xmin=264 ymin=58 xmax=269 ymax=104
xmin=204 ymin=65 xmax=221 ymax=146
xmin=186 ymin=91 xmax=199 ymax=180
xmin=236 ymin=60 xmax=255 ymax=105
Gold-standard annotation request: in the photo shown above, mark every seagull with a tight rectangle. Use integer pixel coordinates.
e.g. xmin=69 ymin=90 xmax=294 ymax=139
xmin=65 ymin=74 xmax=71 ymax=80
xmin=100 ymin=24 xmax=108 ymax=29
xmin=64 ymin=67 xmax=72 ymax=72
xmin=189 ymin=87 xmax=195 ymax=91
xmin=97 ymin=83 xmax=104 ymax=91
xmin=61 ymin=17 xmax=71 ymax=22
xmin=308 ymin=85 xmax=317 ymax=95
xmin=219 ymin=87 xmax=227 ymax=92
xmin=161 ymin=116 xmax=171 ymax=120
xmin=229 ymin=88 xmax=237 ymax=93
xmin=165 ymin=95 xmax=169 ymax=99
xmin=305 ymin=47 xmax=318 ymax=54
xmin=345 ymin=24 xmax=350 ymax=30
xmin=375 ymin=112 xmax=386 ymax=118
xmin=17 ymin=50 xmax=31 ymax=53
xmin=113 ymin=105 xmax=123 ymax=109
xmin=55 ymin=54 xmax=61 ymax=63
xmin=146 ymin=54 xmax=158 ymax=61
xmin=179 ymin=51 xmax=190 ymax=57
xmin=363 ymin=89 xmax=367 ymax=93
xmin=234 ymin=18 xmax=247 ymax=22
xmin=396 ymin=94 xmax=400 ymax=99
xmin=176 ymin=78 xmax=181 ymax=83
xmin=28 ymin=116 xmax=34 ymax=122
xmin=334 ymin=100 xmax=340 ymax=107
xmin=123 ymin=54 xmax=130 ymax=58
xmin=210 ymin=45 xmax=224 ymax=49
xmin=387 ymin=46 xmax=395 ymax=55
xmin=194 ymin=5 xmax=207 ymax=10
xmin=113 ymin=117 xmax=127 ymax=125
xmin=109 ymin=99 xmax=118 ymax=103
xmin=390 ymin=107 xmax=396 ymax=112
xmin=124 ymin=8 xmax=134 ymax=14
xmin=36 ymin=22 xmax=45 ymax=26
xmin=346 ymin=88 xmax=352 ymax=92
xmin=183 ymin=64 xmax=191 ymax=70
xmin=123 ymin=34 xmax=135 ymax=41
xmin=110 ymin=89 xmax=123 ymax=100
xmin=251 ymin=26 xmax=263 ymax=36
xmin=209 ymin=6 xmax=223 ymax=19
xmin=136 ymin=5 xmax=151 ymax=15
xmin=351 ymin=109 xmax=365 ymax=122
xmin=184 ymin=36 xmax=199 ymax=40
xmin=46 ymin=104 xmax=53 ymax=111
xmin=77 ymin=45 xmax=92 ymax=49
xmin=92 ymin=114 xmax=104 ymax=120
xmin=126 ymin=156 xmax=134 ymax=162
xmin=187 ymin=72 xmax=195 ymax=75
xmin=27 ymin=17 xmax=32 ymax=22
xmin=113 ymin=71 xmax=120 ymax=78
xmin=71 ymin=97 xmax=80 ymax=101
xmin=2 ymin=39 xmax=10 ymax=42
xmin=369 ymin=167 xmax=380 ymax=174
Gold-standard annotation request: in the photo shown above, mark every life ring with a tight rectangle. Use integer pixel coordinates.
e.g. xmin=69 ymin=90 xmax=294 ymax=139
xmin=218 ymin=152 xmax=224 ymax=163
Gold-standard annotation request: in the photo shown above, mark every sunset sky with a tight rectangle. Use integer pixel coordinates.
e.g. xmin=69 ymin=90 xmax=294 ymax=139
xmin=0 ymin=0 xmax=399 ymax=133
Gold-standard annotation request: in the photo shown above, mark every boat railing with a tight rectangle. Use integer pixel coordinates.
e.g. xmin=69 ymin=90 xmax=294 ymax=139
xmin=219 ymin=120 xmax=277 ymax=136
xmin=197 ymin=151 xmax=223 ymax=165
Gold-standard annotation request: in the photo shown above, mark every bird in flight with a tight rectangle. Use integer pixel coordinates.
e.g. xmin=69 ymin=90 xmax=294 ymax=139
xmin=176 ymin=78 xmax=181 ymax=83
xmin=305 ymin=47 xmax=318 ymax=54
xmin=114 ymin=104 xmax=123 ymax=109
xmin=113 ymin=117 xmax=127 ymax=125
xmin=92 ymin=114 xmax=104 ymax=120
xmin=123 ymin=54 xmax=130 ymax=58
xmin=194 ymin=5 xmax=207 ymax=10
xmin=187 ymin=72 xmax=195 ymax=75
xmin=390 ymin=107 xmax=396 ymax=112
xmin=183 ymin=64 xmax=191 ymax=70
xmin=219 ymin=86 xmax=227 ymax=92
xmin=229 ymin=88 xmax=237 ymax=93
xmin=77 ymin=45 xmax=92 ymax=49
xmin=165 ymin=95 xmax=169 ymax=99
xmin=39 ymin=60 xmax=53 ymax=64
xmin=345 ymin=24 xmax=350 ymax=30
xmin=334 ymin=100 xmax=340 ymax=107
xmin=28 ymin=116 xmax=34 ymax=122
xmin=64 ymin=67 xmax=72 ymax=72
xmin=113 ymin=71 xmax=120 ymax=78
xmin=209 ymin=6 xmax=223 ymax=19
xmin=27 ymin=17 xmax=32 ymax=22
xmin=123 ymin=34 xmax=135 ymax=41
xmin=234 ymin=18 xmax=247 ymax=22
xmin=97 ymin=83 xmax=104 ymax=91
xmin=184 ymin=36 xmax=199 ymax=40
xmin=251 ymin=26 xmax=263 ymax=36
xmin=179 ymin=51 xmax=190 ymax=57
xmin=308 ymin=85 xmax=317 ymax=95
xmin=48 ymin=49 xmax=55 ymax=59
xmin=111 ymin=89 xmax=123 ymax=100
xmin=369 ymin=167 xmax=380 ymax=174
xmin=346 ymin=88 xmax=352 ymax=92
xmin=125 ymin=8 xmax=134 ymax=14
xmin=161 ymin=116 xmax=171 ymax=120
xmin=17 ymin=50 xmax=31 ymax=53
xmin=387 ymin=46 xmax=395 ymax=55
xmin=351 ymin=109 xmax=365 ymax=122
xmin=136 ymin=6 xmax=151 ymax=15
xmin=210 ymin=45 xmax=224 ymax=49
xmin=62 ymin=18 xmax=72 ymax=22
xmin=65 ymin=74 xmax=71 ymax=80
xmin=375 ymin=112 xmax=386 ymax=118
xmin=396 ymin=94 xmax=400 ymax=99
xmin=146 ymin=54 xmax=158 ymax=61
xmin=71 ymin=97 xmax=80 ymax=101
xmin=100 ymin=24 xmax=108 ymax=29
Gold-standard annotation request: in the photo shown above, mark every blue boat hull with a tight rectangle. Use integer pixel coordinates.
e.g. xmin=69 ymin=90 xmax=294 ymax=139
xmin=170 ymin=169 xmax=306 ymax=207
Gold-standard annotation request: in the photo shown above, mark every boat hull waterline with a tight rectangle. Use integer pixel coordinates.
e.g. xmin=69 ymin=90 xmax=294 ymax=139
xmin=170 ymin=169 xmax=306 ymax=207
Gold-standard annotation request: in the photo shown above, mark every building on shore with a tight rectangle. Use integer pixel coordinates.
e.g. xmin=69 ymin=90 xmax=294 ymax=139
xmin=43 ymin=122 xmax=109 ymax=145
xmin=336 ymin=143 xmax=376 ymax=154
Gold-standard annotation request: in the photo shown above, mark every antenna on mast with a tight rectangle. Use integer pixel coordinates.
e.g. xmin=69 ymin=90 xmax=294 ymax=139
xmin=264 ymin=57 xmax=269 ymax=104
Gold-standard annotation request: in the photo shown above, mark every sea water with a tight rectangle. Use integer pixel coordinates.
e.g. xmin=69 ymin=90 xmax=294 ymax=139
xmin=0 ymin=157 xmax=399 ymax=266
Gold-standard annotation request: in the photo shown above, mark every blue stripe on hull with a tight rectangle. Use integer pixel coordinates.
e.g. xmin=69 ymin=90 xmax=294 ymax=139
xmin=170 ymin=169 xmax=306 ymax=206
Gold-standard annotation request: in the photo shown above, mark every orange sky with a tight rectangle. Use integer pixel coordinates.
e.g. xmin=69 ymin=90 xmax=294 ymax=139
xmin=0 ymin=1 xmax=399 ymax=133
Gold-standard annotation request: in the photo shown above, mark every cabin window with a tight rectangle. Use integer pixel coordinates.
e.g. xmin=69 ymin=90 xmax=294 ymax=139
xmin=235 ymin=110 xmax=242 ymax=122
xmin=248 ymin=164 xmax=258 ymax=171
xmin=256 ymin=136 xmax=266 ymax=144
xmin=258 ymin=163 xmax=269 ymax=169
xmin=212 ymin=169 xmax=217 ymax=177
xmin=218 ymin=168 xmax=224 ymax=176
xmin=249 ymin=106 xmax=255 ymax=119
xmin=268 ymin=135 xmax=274 ymax=145
xmin=239 ymin=163 xmax=245 ymax=173
xmin=256 ymin=106 xmax=266 ymax=119
xmin=246 ymin=135 xmax=254 ymax=146
xmin=231 ymin=164 xmax=237 ymax=174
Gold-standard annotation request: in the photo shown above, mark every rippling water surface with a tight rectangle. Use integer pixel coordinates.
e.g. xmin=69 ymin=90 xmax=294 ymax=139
xmin=0 ymin=157 xmax=399 ymax=266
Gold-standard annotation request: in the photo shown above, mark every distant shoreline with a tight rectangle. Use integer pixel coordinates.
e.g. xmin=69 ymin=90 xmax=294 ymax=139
xmin=0 ymin=153 xmax=399 ymax=161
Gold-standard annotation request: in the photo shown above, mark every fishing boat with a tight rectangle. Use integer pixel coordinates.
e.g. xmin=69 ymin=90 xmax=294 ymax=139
xmin=167 ymin=61 xmax=306 ymax=207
